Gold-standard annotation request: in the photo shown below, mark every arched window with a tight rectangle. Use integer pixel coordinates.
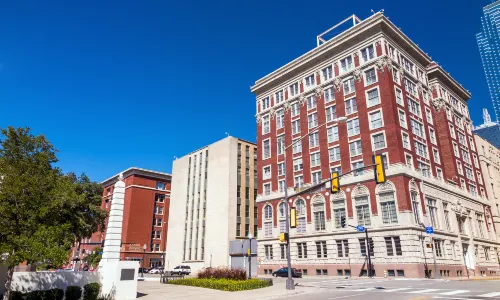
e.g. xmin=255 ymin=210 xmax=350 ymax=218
xmin=263 ymin=205 xmax=273 ymax=237
xmin=409 ymin=180 xmax=421 ymax=225
xmin=295 ymin=199 xmax=306 ymax=233
xmin=353 ymin=185 xmax=371 ymax=226
xmin=278 ymin=202 xmax=288 ymax=233
xmin=376 ymin=181 xmax=398 ymax=224
xmin=312 ymin=194 xmax=326 ymax=231
xmin=332 ymin=191 xmax=347 ymax=228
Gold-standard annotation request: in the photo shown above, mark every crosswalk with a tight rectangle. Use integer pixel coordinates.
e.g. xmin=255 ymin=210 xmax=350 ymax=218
xmin=367 ymin=287 xmax=500 ymax=298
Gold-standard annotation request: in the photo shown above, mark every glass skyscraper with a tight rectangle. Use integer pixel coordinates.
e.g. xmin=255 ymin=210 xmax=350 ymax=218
xmin=477 ymin=0 xmax=500 ymax=122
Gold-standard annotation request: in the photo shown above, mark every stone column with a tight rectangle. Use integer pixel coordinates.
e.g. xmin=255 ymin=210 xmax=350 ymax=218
xmin=100 ymin=173 xmax=125 ymax=265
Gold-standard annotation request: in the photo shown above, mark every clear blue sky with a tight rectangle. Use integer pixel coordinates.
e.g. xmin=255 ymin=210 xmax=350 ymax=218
xmin=0 ymin=0 xmax=495 ymax=182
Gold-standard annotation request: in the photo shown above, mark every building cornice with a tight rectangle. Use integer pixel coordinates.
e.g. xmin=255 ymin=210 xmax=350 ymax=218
xmin=427 ymin=65 xmax=471 ymax=101
xmin=100 ymin=167 xmax=171 ymax=187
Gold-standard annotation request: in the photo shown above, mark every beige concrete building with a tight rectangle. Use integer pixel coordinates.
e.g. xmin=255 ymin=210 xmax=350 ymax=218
xmin=165 ymin=136 xmax=257 ymax=273
xmin=475 ymin=134 xmax=500 ymax=238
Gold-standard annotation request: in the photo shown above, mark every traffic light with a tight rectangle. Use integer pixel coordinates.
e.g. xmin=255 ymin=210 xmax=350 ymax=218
xmin=368 ymin=238 xmax=374 ymax=250
xmin=279 ymin=232 xmax=289 ymax=243
xmin=373 ymin=154 xmax=386 ymax=184
xmin=340 ymin=216 xmax=346 ymax=228
xmin=331 ymin=172 xmax=340 ymax=193
xmin=290 ymin=207 xmax=297 ymax=228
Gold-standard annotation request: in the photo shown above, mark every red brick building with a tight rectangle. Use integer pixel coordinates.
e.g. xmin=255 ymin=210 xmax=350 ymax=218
xmin=73 ymin=167 xmax=171 ymax=269
xmin=251 ymin=13 xmax=500 ymax=278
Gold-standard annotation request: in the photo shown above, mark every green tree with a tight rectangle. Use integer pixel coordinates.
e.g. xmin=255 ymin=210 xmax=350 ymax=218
xmin=83 ymin=247 xmax=103 ymax=268
xmin=0 ymin=127 xmax=107 ymax=300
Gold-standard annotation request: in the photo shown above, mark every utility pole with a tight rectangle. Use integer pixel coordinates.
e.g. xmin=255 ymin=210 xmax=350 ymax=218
xmin=431 ymin=236 xmax=439 ymax=279
xmin=365 ymin=229 xmax=373 ymax=277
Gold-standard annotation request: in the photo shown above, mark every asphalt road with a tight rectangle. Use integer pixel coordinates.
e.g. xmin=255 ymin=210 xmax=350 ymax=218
xmin=271 ymin=277 xmax=500 ymax=300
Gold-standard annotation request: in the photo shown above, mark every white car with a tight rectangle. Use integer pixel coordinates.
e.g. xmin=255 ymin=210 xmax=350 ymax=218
xmin=149 ymin=268 xmax=163 ymax=274
xmin=173 ymin=265 xmax=191 ymax=275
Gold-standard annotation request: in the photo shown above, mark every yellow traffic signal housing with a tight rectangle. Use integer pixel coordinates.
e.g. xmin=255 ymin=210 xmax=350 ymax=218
xmin=290 ymin=207 xmax=297 ymax=228
xmin=279 ymin=232 xmax=289 ymax=243
xmin=373 ymin=154 xmax=386 ymax=184
xmin=331 ymin=172 xmax=340 ymax=193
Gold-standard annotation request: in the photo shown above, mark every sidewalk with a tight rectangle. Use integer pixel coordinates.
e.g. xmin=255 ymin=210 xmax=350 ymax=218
xmin=136 ymin=280 xmax=312 ymax=300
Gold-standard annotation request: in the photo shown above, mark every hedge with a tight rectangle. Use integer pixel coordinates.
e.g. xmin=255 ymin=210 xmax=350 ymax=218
xmin=83 ymin=283 xmax=100 ymax=300
xmin=8 ymin=288 xmax=64 ymax=300
xmin=197 ymin=267 xmax=247 ymax=280
xmin=167 ymin=278 xmax=271 ymax=291
xmin=64 ymin=286 xmax=82 ymax=300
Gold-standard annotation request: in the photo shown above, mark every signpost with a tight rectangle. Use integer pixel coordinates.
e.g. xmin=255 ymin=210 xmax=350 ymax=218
xmin=356 ymin=226 xmax=365 ymax=232
xmin=425 ymin=226 xmax=439 ymax=279
xmin=425 ymin=226 xmax=434 ymax=234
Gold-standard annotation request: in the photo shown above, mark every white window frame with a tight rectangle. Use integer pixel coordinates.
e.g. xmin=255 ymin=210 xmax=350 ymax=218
xmin=345 ymin=97 xmax=357 ymax=115
xmin=277 ymin=135 xmax=285 ymax=155
xmin=309 ymin=132 xmax=320 ymax=148
xmin=414 ymin=140 xmax=428 ymax=158
xmin=340 ymin=55 xmax=354 ymax=73
xmin=347 ymin=118 xmax=360 ymax=137
xmin=278 ymin=162 xmax=285 ymax=176
xmin=294 ymin=175 xmax=304 ymax=188
xmin=262 ymin=139 xmax=271 ymax=160
xmin=402 ymin=131 xmax=411 ymax=150
xmin=326 ymin=105 xmax=337 ymax=122
xmin=365 ymin=87 xmax=381 ymax=108
xmin=304 ymin=74 xmax=316 ymax=90
xmin=363 ymin=67 xmax=378 ymax=86
xmin=264 ymin=183 xmax=271 ymax=196
xmin=263 ymin=165 xmax=272 ymax=180
xmin=410 ymin=118 xmax=425 ymax=139
xmin=261 ymin=97 xmax=270 ymax=111
xmin=327 ymin=125 xmax=339 ymax=143
xmin=329 ymin=146 xmax=341 ymax=162
xmin=369 ymin=109 xmax=384 ymax=130
xmin=276 ymin=109 xmax=284 ymax=129
xmin=360 ymin=44 xmax=375 ymax=63
xmin=395 ymin=86 xmax=403 ymax=106
xmin=293 ymin=157 xmax=303 ymax=172
xmin=398 ymin=108 xmax=407 ymax=129
xmin=311 ymin=170 xmax=322 ymax=185
xmin=425 ymin=108 xmax=433 ymax=125
xmin=371 ymin=131 xmax=387 ymax=151
xmin=262 ymin=114 xmax=270 ymax=135
xmin=292 ymin=139 xmax=302 ymax=154
xmin=343 ymin=78 xmax=355 ymax=95
xmin=349 ymin=139 xmax=363 ymax=157
xmin=291 ymin=102 xmax=300 ymax=117
xmin=322 ymin=65 xmax=334 ymax=82
xmin=308 ymin=112 xmax=318 ymax=129
xmin=324 ymin=86 xmax=335 ymax=103
xmin=310 ymin=151 xmax=321 ymax=167
xmin=307 ymin=95 xmax=317 ymax=110
xmin=429 ymin=127 xmax=437 ymax=145
xmin=292 ymin=119 xmax=301 ymax=135
xmin=275 ymin=90 xmax=284 ymax=104
xmin=433 ymin=148 xmax=440 ymax=164
xmin=289 ymin=82 xmax=299 ymax=98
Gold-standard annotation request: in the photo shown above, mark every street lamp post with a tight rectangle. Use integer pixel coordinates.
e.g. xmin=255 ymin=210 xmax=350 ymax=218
xmin=142 ymin=244 xmax=147 ymax=278
xmin=282 ymin=116 xmax=347 ymax=290
xmin=248 ymin=232 xmax=253 ymax=279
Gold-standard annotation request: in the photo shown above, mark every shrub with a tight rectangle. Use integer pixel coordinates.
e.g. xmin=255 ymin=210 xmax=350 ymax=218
xmin=8 ymin=291 xmax=24 ymax=300
xmin=168 ymin=278 xmax=271 ymax=291
xmin=25 ymin=291 xmax=43 ymax=300
xmin=65 ymin=286 xmax=82 ymax=300
xmin=197 ymin=267 xmax=247 ymax=280
xmin=83 ymin=283 xmax=100 ymax=300
xmin=41 ymin=288 xmax=64 ymax=300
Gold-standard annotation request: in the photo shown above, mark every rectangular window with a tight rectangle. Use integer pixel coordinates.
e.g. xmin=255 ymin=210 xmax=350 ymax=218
xmin=402 ymin=132 xmax=410 ymax=149
xmin=395 ymin=87 xmax=403 ymax=105
xmin=289 ymin=83 xmax=299 ymax=97
xmin=279 ymin=220 xmax=287 ymax=233
xmin=410 ymin=119 xmax=425 ymax=138
xmin=355 ymin=196 xmax=371 ymax=226
xmin=427 ymin=198 xmax=439 ymax=228
xmin=262 ymin=97 xmax=270 ymax=110
xmin=343 ymin=78 xmax=355 ymax=95
xmin=156 ymin=182 xmax=166 ymax=190
xmin=347 ymin=118 xmax=360 ymax=136
xmin=276 ymin=110 xmax=284 ymax=129
xmin=414 ymin=141 xmax=428 ymax=158
xmin=366 ymin=88 xmax=380 ymax=107
xmin=329 ymin=147 xmax=341 ymax=162
xmin=264 ymin=245 xmax=273 ymax=259
xmin=484 ymin=247 xmax=490 ymax=261
xmin=365 ymin=68 xmax=377 ymax=85
xmin=429 ymin=128 xmax=437 ymax=144
xmin=294 ymin=175 xmax=304 ymax=188
xmin=402 ymin=56 xmax=415 ymax=74
xmin=154 ymin=206 xmax=164 ymax=215
xmin=333 ymin=200 xmax=346 ymax=228
xmin=155 ymin=194 xmax=165 ymax=203
xmin=336 ymin=240 xmax=349 ymax=257
xmin=372 ymin=133 xmax=386 ymax=150
xmin=443 ymin=203 xmax=451 ymax=231
xmin=297 ymin=243 xmax=308 ymax=259
xmin=312 ymin=171 xmax=322 ymax=184
xmin=434 ymin=240 xmax=443 ymax=257
xmin=433 ymin=149 xmax=440 ymax=164
xmin=385 ymin=236 xmax=403 ymax=256
xmin=426 ymin=108 xmax=433 ymax=124
xmin=326 ymin=105 xmax=337 ymax=122
xmin=404 ymin=78 xmax=417 ymax=96
xmin=277 ymin=162 xmax=285 ymax=176
xmin=462 ymin=150 xmax=471 ymax=164
xmin=316 ymin=241 xmax=327 ymax=258
xmin=278 ymin=180 xmax=285 ymax=192
xmin=340 ymin=56 xmax=353 ymax=73
xmin=359 ymin=238 xmax=374 ymax=257
xmin=453 ymin=142 xmax=460 ymax=157
xmin=324 ymin=86 xmax=335 ymax=102
xmin=275 ymin=90 xmax=283 ymax=104
xmin=345 ymin=98 xmax=358 ymax=114
xmin=305 ymin=74 xmax=315 ymax=89
xmin=393 ymin=69 xmax=400 ymax=84
xmin=280 ymin=244 xmax=288 ymax=259
xmin=398 ymin=110 xmax=407 ymax=128
xmin=380 ymin=191 xmax=398 ymax=224
xmin=291 ymin=102 xmax=300 ymax=117
xmin=262 ymin=115 xmax=270 ymax=134
xmin=264 ymin=222 xmax=272 ymax=237
xmin=349 ymin=140 xmax=362 ymax=156
xmin=352 ymin=161 xmax=364 ymax=176
xmin=277 ymin=136 xmax=285 ymax=155
xmin=407 ymin=97 xmax=420 ymax=116
xmin=313 ymin=203 xmax=326 ymax=231
xmin=465 ymin=167 xmax=474 ymax=180
xmin=369 ymin=110 xmax=383 ymax=129
xmin=449 ymin=124 xmax=456 ymax=139
xmin=264 ymin=183 xmax=271 ymax=195
xmin=418 ymin=161 xmax=430 ymax=177
xmin=361 ymin=45 xmax=375 ymax=63
xmin=309 ymin=132 xmax=320 ymax=148
xmin=307 ymin=95 xmax=317 ymax=110
xmin=293 ymin=158 xmax=303 ymax=172
xmin=292 ymin=139 xmax=302 ymax=154
xmin=310 ymin=152 xmax=321 ymax=167
xmin=308 ymin=113 xmax=318 ymax=129
xmin=327 ymin=126 xmax=339 ymax=143
xmin=322 ymin=66 xmax=333 ymax=82
xmin=263 ymin=166 xmax=271 ymax=180
xmin=292 ymin=120 xmax=301 ymax=135
xmin=263 ymin=140 xmax=270 ymax=159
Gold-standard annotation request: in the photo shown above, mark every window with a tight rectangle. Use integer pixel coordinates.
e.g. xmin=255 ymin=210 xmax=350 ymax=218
xmin=313 ymin=201 xmax=326 ymax=231
xmin=326 ymin=105 xmax=337 ymax=122
xmin=418 ymin=161 xmax=430 ymax=177
xmin=429 ymin=128 xmax=437 ymax=144
xmin=450 ymin=241 xmax=456 ymax=258
xmin=385 ymin=237 xmax=403 ymax=256
xmin=324 ymin=86 xmax=335 ymax=102
xmin=427 ymin=198 xmax=439 ymax=228
xmin=355 ymin=195 xmax=371 ymax=226
xmin=458 ymin=132 xmax=466 ymax=146
xmin=476 ymin=214 xmax=485 ymax=238
xmin=449 ymin=124 xmax=456 ymax=139
xmin=312 ymin=171 xmax=322 ymax=184
xmin=484 ymin=247 xmax=490 ymax=261
xmin=307 ymin=95 xmax=317 ymax=110
xmin=152 ymin=230 xmax=161 ymax=239
xmin=154 ymin=218 xmax=162 ymax=226
xmin=380 ymin=191 xmax=398 ymax=224
xmin=402 ymin=56 xmax=414 ymax=74
xmin=308 ymin=113 xmax=318 ymax=129
xmin=411 ymin=192 xmax=420 ymax=224
xmin=264 ymin=206 xmax=272 ymax=220
xmin=329 ymin=147 xmax=341 ymax=162
xmin=398 ymin=110 xmax=407 ymax=128
xmin=276 ymin=110 xmax=284 ymax=129
xmin=477 ymin=172 xmax=483 ymax=184
xmin=310 ymin=152 xmax=321 ymax=167
xmin=278 ymin=180 xmax=285 ymax=192
xmin=297 ymin=243 xmax=308 ymax=258
xmin=372 ymin=133 xmax=386 ymax=150
xmin=343 ymin=78 xmax=355 ymax=95
xmin=289 ymin=83 xmax=299 ymax=97
xmin=264 ymin=221 xmax=272 ymax=237
xmin=264 ymin=245 xmax=273 ymax=259
xmin=461 ymin=150 xmax=471 ymax=164
xmin=322 ymin=66 xmax=333 ymax=82
xmin=414 ymin=141 xmax=428 ymax=158
xmin=446 ymin=107 xmax=452 ymax=121
xmin=453 ymin=142 xmax=460 ymax=157
xmin=469 ymin=137 xmax=475 ymax=151
xmin=293 ymin=158 xmax=303 ymax=172
xmin=473 ymin=154 xmax=479 ymax=168
xmin=275 ymin=90 xmax=283 ymax=104
xmin=327 ymin=126 xmax=339 ymax=143
xmin=359 ymin=238 xmax=374 ymax=257
xmin=309 ymin=132 xmax=320 ymax=148
xmin=402 ymin=132 xmax=410 ymax=149
xmin=349 ymin=140 xmax=362 ymax=156
xmin=345 ymin=98 xmax=358 ymax=115
xmin=369 ymin=110 xmax=383 ymax=129
xmin=365 ymin=68 xmax=377 ymax=85
xmin=316 ymin=241 xmax=328 ymax=258
xmin=296 ymin=199 xmax=306 ymax=233
xmin=465 ymin=167 xmax=474 ymax=180
xmin=407 ymin=97 xmax=420 ymax=116
xmin=366 ymin=88 xmax=380 ymax=107
xmin=395 ymin=88 xmax=403 ymax=105
xmin=154 ymin=206 xmax=164 ymax=215
xmin=340 ymin=56 xmax=353 ymax=73
xmin=433 ymin=149 xmax=440 ymax=164
xmin=277 ymin=162 xmax=285 ymax=176
xmin=280 ymin=244 xmax=288 ymax=259
xmin=388 ymin=44 xmax=397 ymax=60
xmin=443 ymin=203 xmax=451 ymax=231
xmin=294 ymin=175 xmax=304 ymax=188
xmin=291 ymin=102 xmax=300 ymax=117
xmin=333 ymin=199 xmax=346 ymax=228
xmin=264 ymin=183 xmax=271 ymax=195
xmin=336 ymin=240 xmax=349 ymax=257
xmin=361 ymin=45 xmax=375 ymax=63
xmin=262 ymin=97 xmax=270 ymax=110
xmin=263 ymin=166 xmax=271 ymax=180
xmin=393 ymin=68 xmax=400 ymax=84
xmin=263 ymin=140 xmax=270 ymax=159
xmin=352 ymin=161 xmax=364 ymax=176
xmin=404 ymin=78 xmax=417 ymax=96
xmin=457 ymin=161 xmax=464 ymax=175
xmin=156 ymin=182 xmax=166 ymax=190
xmin=155 ymin=194 xmax=165 ymax=203
xmin=434 ymin=239 xmax=443 ymax=257
xmin=410 ymin=119 xmax=424 ymax=138
xmin=305 ymin=74 xmax=315 ymax=89
xmin=424 ymin=108 xmax=433 ymax=124
xmin=347 ymin=118 xmax=360 ymax=136
xmin=405 ymin=154 xmax=413 ymax=168
xmin=292 ymin=139 xmax=302 ymax=154
xmin=292 ymin=120 xmax=301 ymax=135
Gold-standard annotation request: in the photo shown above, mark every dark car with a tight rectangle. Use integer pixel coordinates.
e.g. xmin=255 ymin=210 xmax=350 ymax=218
xmin=272 ymin=268 xmax=302 ymax=278
xmin=138 ymin=267 xmax=148 ymax=274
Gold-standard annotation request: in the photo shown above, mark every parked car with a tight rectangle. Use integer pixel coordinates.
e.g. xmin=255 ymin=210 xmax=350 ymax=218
xmin=138 ymin=267 xmax=148 ymax=274
xmin=272 ymin=268 xmax=302 ymax=278
xmin=149 ymin=267 xmax=163 ymax=274
xmin=172 ymin=265 xmax=191 ymax=275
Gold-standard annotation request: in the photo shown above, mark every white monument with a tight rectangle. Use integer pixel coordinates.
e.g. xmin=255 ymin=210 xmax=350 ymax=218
xmin=98 ymin=173 xmax=139 ymax=299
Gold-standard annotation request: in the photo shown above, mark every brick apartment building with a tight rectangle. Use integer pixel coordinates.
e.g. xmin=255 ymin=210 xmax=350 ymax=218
xmin=73 ymin=167 xmax=171 ymax=269
xmin=251 ymin=12 xmax=500 ymax=278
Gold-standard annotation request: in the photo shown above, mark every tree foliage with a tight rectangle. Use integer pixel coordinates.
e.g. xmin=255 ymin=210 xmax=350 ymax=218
xmin=0 ymin=127 xmax=107 ymax=299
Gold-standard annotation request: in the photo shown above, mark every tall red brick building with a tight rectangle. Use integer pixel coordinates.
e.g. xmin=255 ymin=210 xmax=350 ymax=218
xmin=251 ymin=13 xmax=500 ymax=278
xmin=73 ymin=167 xmax=171 ymax=269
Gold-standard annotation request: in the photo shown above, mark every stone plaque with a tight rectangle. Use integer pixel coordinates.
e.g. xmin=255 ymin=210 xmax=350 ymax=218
xmin=120 ymin=269 xmax=135 ymax=281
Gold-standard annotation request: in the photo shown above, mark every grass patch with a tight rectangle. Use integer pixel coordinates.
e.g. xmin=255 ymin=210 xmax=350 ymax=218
xmin=167 ymin=278 xmax=271 ymax=291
